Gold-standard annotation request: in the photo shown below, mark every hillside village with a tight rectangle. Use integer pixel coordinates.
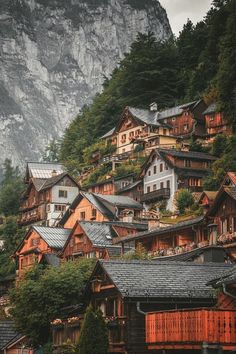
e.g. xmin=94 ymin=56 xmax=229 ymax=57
xmin=1 ymin=96 xmax=236 ymax=354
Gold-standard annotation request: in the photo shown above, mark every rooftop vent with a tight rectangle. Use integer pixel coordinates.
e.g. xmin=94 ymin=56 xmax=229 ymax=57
xmin=150 ymin=102 xmax=158 ymax=112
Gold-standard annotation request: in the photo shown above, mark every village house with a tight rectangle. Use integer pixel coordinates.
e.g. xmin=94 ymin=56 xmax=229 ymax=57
xmin=117 ymin=180 xmax=143 ymax=202
xmin=83 ymin=260 xmax=234 ymax=354
xmin=198 ymin=190 xmax=218 ymax=213
xmin=113 ymin=216 xmax=213 ymax=259
xmin=207 ymin=181 xmax=236 ymax=260
xmin=61 ymin=220 xmax=146 ymax=260
xmin=101 ymin=105 xmax=177 ymax=157
xmin=18 ymin=162 xmax=79 ymax=227
xmin=14 ymin=226 xmax=71 ymax=278
xmin=59 ymin=192 xmax=143 ymax=229
xmin=86 ymin=174 xmax=135 ymax=195
xmin=140 ymin=148 xmax=216 ymax=211
xmin=0 ymin=321 xmax=33 ymax=354
xmin=203 ymin=103 xmax=232 ymax=142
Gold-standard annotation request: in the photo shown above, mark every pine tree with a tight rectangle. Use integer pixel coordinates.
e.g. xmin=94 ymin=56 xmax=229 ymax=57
xmin=79 ymin=305 xmax=108 ymax=354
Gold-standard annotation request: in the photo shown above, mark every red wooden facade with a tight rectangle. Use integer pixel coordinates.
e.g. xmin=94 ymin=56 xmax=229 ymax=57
xmin=146 ymin=308 xmax=236 ymax=351
xmin=205 ymin=111 xmax=232 ymax=141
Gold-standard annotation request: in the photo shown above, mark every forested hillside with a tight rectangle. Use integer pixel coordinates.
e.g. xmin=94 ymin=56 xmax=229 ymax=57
xmin=59 ymin=0 xmax=236 ymax=179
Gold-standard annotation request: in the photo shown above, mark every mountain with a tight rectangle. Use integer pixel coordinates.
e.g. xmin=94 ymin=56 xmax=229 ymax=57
xmin=0 ymin=0 xmax=172 ymax=173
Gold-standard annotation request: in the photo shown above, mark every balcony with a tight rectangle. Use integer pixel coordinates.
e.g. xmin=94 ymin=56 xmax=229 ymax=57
xmin=140 ymin=188 xmax=170 ymax=203
xmin=146 ymin=309 xmax=236 ymax=350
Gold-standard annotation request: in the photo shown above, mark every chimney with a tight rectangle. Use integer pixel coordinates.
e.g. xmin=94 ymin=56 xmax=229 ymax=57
xmin=148 ymin=218 xmax=160 ymax=231
xmin=51 ymin=169 xmax=57 ymax=177
xmin=150 ymin=102 xmax=158 ymax=112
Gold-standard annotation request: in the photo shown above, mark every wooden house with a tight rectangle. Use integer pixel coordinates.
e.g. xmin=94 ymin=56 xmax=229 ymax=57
xmin=207 ymin=185 xmax=236 ymax=259
xmin=0 ymin=321 xmax=32 ymax=354
xmin=86 ymin=175 xmax=134 ymax=195
xmin=140 ymin=148 xmax=216 ymax=211
xmin=86 ymin=260 xmax=234 ymax=354
xmin=101 ymin=106 xmax=177 ymax=156
xmin=18 ymin=163 xmax=79 ymax=227
xmin=61 ymin=221 xmax=146 ymax=260
xmin=198 ymin=190 xmax=218 ymax=212
xmin=113 ymin=216 xmax=214 ymax=259
xmin=117 ymin=180 xmax=143 ymax=202
xmin=15 ymin=226 xmax=71 ymax=278
xmin=59 ymin=192 xmax=143 ymax=229
xmin=203 ymin=103 xmax=232 ymax=142
xmin=157 ymin=99 xmax=207 ymax=138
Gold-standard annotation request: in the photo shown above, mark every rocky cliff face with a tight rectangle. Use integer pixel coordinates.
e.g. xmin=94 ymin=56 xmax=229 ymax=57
xmin=0 ymin=0 xmax=171 ymax=172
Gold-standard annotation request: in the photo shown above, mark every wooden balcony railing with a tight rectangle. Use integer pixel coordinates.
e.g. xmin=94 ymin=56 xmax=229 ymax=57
xmin=141 ymin=188 xmax=170 ymax=203
xmin=146 ymin=309 xmax=236 ymax=346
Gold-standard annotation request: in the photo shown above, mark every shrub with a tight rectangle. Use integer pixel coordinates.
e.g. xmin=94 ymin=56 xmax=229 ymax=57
xmin=176 ymin=189 xmax=194 ymax=214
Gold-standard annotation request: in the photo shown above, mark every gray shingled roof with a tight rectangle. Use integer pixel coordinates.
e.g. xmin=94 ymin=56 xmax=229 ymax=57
xmin=82 ymin=192 xmax=115 ymax=219
xmin=128 ymin=101 xmax=200 ymax=126
xmin=158 ymin=148 xmax=216 ymax=161
xmin=39 ymin=172 xmax=68 ymax=191
xmin=0 ymin=321 xmax=21 ymax=350
xmin=208 ymin=266 xmax=236 ymax=287
xmin=114 ymin=216 xmax=204 ymax=244
xmin=203 ymin=103 xmax=217 ymax=115
xmin=94 ymin=193 xmax=143 ymax=210
xmin=33 ymin=226 xmax=71 ymax=250
xmin=98 ymin=260 xmax=232 ymax=299
xmin=100 ymin=127 xmax=116 ymax=139
xmin=117 ymin=180 xmax=142 ymax=193
xmin=27 ymin=162 xmax=66 ymax=179
xmin=80 ymin=221 xmax=116 ymax=247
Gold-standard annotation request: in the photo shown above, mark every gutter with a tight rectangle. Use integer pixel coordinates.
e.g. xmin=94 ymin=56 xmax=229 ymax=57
xmin=222 ymin=283 xmax=236 ymax=299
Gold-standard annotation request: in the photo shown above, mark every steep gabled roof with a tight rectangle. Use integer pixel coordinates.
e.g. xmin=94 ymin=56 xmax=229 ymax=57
xmin=32 ymin=226 xmax=71 ymax=250
xmin=199 ymin=191 xmax=218 ymax=203
xmin=94 ymin=260 xmax=232 ymax=299
xmin=0 ymin=321 xmax=22 ymax=350
xmin=39 ymin=172 xmax=79 ymax=191
xmin=203 ymin=103 xmax=217 ymax=115
xmin=100 ymin=127 xmax=116 ymax=139
xmin=207 ymin=186 xmax=236 ymax=216
xmin=117 ymin=180 xmax=142 ymax=193
xmin=15 ymin=227 xmax=72 ymax=254
xmin=94 ymin=193 xmax=143 ymax=210
xmin=26 ymin=162 xmax=66 ymax=179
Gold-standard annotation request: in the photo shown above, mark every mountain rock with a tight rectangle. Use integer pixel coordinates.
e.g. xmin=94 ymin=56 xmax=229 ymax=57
xmin=0 ymin=0 xmax=172 ymax=173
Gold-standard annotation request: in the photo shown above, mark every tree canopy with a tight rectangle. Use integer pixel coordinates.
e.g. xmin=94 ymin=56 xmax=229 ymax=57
xmin=10 ymin=259 xmax=95 ymax=346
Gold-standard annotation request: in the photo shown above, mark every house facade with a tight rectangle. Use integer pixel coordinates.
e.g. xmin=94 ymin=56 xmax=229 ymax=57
xmin=59 ymin=192 xmax=143 ymax=229
xmin=15 ymin=226 xmax=71 ymax=278
xmin=203 ymin=103 xmax=232 ymax=142
xmin=86 ymin=260 xmax=234 ymax=354
xmin=101 ymin=106 xmax=177 ymax=156
xmin=18 ymin=163 xmax=79 ymax=227
xmin=140 ymin=149 xmax=216 ymax=211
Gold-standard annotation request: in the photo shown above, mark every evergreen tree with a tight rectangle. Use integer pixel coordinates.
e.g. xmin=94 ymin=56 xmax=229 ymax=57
xmin=0 ymin=159 xmax=24 ymax=216
xmin=79 ymin=305 xmax=108 ymax=354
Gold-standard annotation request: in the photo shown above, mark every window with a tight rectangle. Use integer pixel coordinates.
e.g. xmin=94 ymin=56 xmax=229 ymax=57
xmin=91 ymin=209 xmax=97 ymax=219
xmin=165 ymin=164 xmax=169 ymax=170
xmin=184 ymin=160 xmax=191 ymax=167
xmin=80 ymin=212 xmax=86 ymax=220
xmin=163 ymin=128 xmax=167 ymax=136
xmin=209 ymin=114 xmax=215 ymax=121
xmin=47 ymin=204 xmax=50 ymax=212
xmin=166 ymin=180 xmax=170 ymax=188
xmin=148 ymin=170 xmax=151 ymax=177
xmin=172 ymin=117 xmax=176 ymax=122
xmin=54 ymin=205 xmax=66 ymax=212
xmin=31 ymin=238 xmax=40 ymax=247
xmin=184 ymin=124 xmax=189 ymax=131
xmin=153 ymin=184 xmax=157 ymax=191
xmin=204 ymin=161 xmax=211 ymax=168
xmin=160 ymin=182 xmax=164 ymax=189
xmin=153 ymin=166 xmax=157 ymax=174
xmin=160 ymin=163 xmax=163 ymax=172
xmin=147 ymin=186 xmax=151 ymax=193
xmin=121 ymin=134 xmax=126 ymax=143
xmin=59 ymin=190 xmax=68 ymax=198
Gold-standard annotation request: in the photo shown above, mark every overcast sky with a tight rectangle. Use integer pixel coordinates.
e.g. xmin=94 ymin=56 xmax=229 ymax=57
xmin=160 ymin=0 xmax=212 ymax=36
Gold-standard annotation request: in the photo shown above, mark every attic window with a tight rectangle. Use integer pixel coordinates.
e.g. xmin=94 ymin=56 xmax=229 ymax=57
xmin=172 ymin=117 xmax=176 ymax=122
xmin=80 ymin=212 xmax=86 ymax=220
xmin=91 ymin=209 xmax=97 ymax=219
xmin=59 ymin=190 xmax=68 ymax=198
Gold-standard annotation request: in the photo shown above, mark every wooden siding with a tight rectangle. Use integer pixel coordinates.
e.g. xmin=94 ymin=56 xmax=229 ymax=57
xmin=205 ymin=112 xmax=232 ymax=137
xmin=64 ymin=197 xmax=109 ymax=228
xmin=146 ymin=309 xmax=236 ymax=348
xmin=166 ymin=112 xmax=195 ymax=137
